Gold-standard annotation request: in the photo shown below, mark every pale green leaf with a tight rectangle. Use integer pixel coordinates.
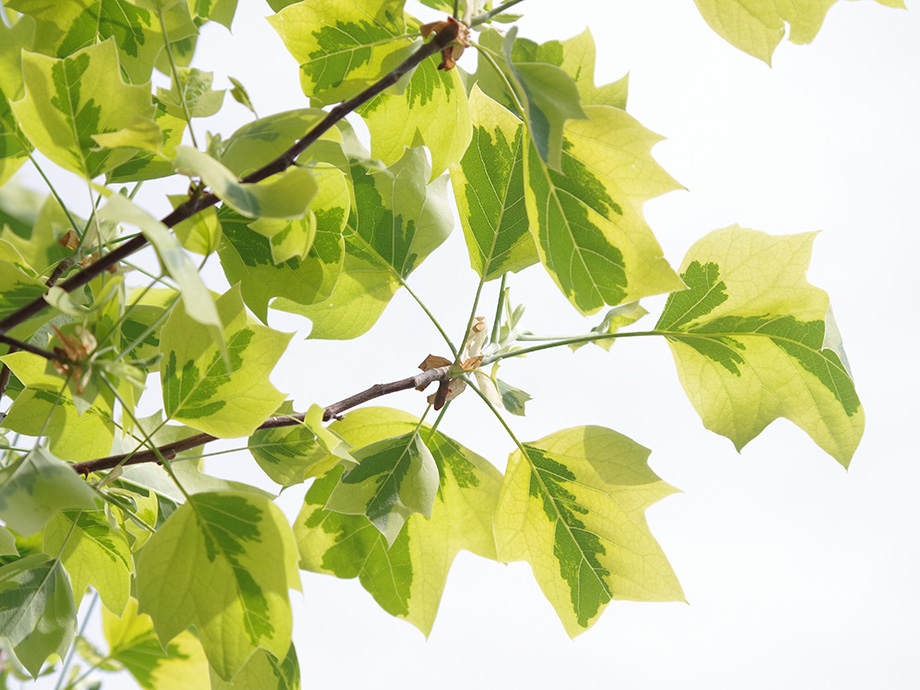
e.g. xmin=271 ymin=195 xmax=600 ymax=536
xmin=96 ymin=191 xmax=223 ymax=339
xmin=570 ymin=301 xmax=649 ymax=352
xmin=495 ymin=377 xmax=532 ymax=416
xmin=692 ymin=0 xmax=904 ymax=64
xmin=209 ymin=644 xmax=300 ymax=690
xmin=295 ymin=407 xmax=501 ymax=635
xmin=0 ymin=193 xmax=78 ymax=278
xmin=107 ymin=105 xmax=188 ymax=183
xmin=0 ymin=526 xmax=17 ymax=556
xmin=190 ymin=0 xmax=239 ymax=27
xmin=11 ymin=40 xmax=156 ymax=179
xmin=168 ymin=196 xmax=221 ymax=255
xmin=0 ymin=259 xmax=50 ymax=321
xmin=136 ymin=492 xmax=299 ymax=681
xmin=524 ymin=105 xmax=684 ymax=314
xmin=268 ymin=0 xmax=412 ymax=104
xmin=278 ymin=147 xmax=452 ymax=339
xmin=43 ymin=510 xmax=132 ymax=614
xmin=0 ymin=554 xmax=76 ymax=677
xmin=160 ymin=285 xmax=290 ymax=437
xmin=157 ymin=68 xmax=225 ymax=119
xmin=0 ymin=17 xmax=34 ymax=188
xmin=228 ymin=75 xmax=256 ymax=116
xmin=494 ymin=426 xmax=683 ymax=637
xmin=0 ymin=352 xmax=116 ymax=461
xmin=91 ymin=115 xmax=163 ymax=154
xmin=324 ymin=431 xmax=438 ymax=546
xmin=8 ymin=0 xmax=198 ymax=84
xmin=655 ymin=226 xmax=863 ymax=466
xmin=357 ymin=53 xmax=472 ymax=179
xmin=449 ymin=86 xmax=537 ymax=281
xmin=103 ymin=597 xmax=210 ymax=690
xmin=0 ymin=448 xmax=97 ymax=537
xmin=174 ymin=146 xmax=318 ymax=219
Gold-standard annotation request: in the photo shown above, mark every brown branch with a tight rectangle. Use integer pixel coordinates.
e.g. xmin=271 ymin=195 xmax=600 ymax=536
xmin=0 ymin=334 xmax=65 ymax=362
xmin=0 ymin=21 xmax=461 ymax=338
xmin=71 ymin=365 xmax=451 ymax=475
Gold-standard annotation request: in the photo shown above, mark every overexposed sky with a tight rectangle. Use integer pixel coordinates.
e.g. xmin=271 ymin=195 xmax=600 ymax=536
xmin=17 ymin=0 xmax=920 ymax=688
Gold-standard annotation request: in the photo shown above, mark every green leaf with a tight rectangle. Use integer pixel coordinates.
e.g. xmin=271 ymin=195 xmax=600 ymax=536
xmin=295 ymin=407 xmax=501 ymax=635
xmin=107 ymin=104 xmax=188 ymax=183
xmin=0 ymin=554 xmax=76 ymax=677
xmin=136 ymin=491 xmax=299 ymax=681
xmin=96 ymin=191 xmax=223 ymax=340
xmin=42 ymin=510 xmax=133 ymax=614
xmin=157 ymin=67 xmax=225 ymax=119
xmin=209 ymin=644 xmax=300 ymax=690
xmin=160 ymin=285 xmax=290 ymax=437
xmin=91 ymin=115 xmax=163 ymax=154
xmin=173 ymin=146 xmax=318 ymax=219
xmin=217 ymin=109 xmax=325 ymax=177
xmin=277 ymin=147 xmax=452 ymax=339
xmin=570 ymin=301 xmax=649 ymax=352
xmin=0 ymin=17 xmax=34 ymax=188
xmin=11 ymin=39 xmax=156 ymax=179
xmin=0 ymin=447 xmax=98 ymax=537
xmin=190 ymin=0 xmax=239 ymax=28
xmin=357 ymin=53 xmax=472 ymax=179
xmin=0 ymin=259 xmax=51 ymax=321
xmin=169 ymin=196 xmax=221 ymax=255
xmin=691 ymin=0 xmax=904 ymax=64
xmin=103 ymin=597 xmax=210 ymax=690
xmin=248 ymin=404 xmax=350 ymax=487
xmin=324 ymin=431 xmax=438 ymax=546
xmin=8 ymin=0 xmax=198 ymax=84
xmin=268 ymin=0 xmax=412 ymax=105
xmin=655 ymin=226 xmax=863 ymax=466
xmin=449 ymin=86 xmax=537 ymax=281
xmin=494 ymin=426 xmax=684 ymax=637
xmin=228 ymin=75 xmax=257 ymax=116
xmin=495 ymin=377 xmax=532 ymax=416
xmin=0 ymin=353 xmax=117 ymax=461
xmin=524 ymin=104 xmax=684 ymax=314
xmin=0 ymin=526 xmax=17 ymax=556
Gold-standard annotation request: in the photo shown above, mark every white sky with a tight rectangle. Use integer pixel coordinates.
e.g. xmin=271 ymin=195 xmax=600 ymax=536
xmin=17 ymin=0 xmax=920 ymax=688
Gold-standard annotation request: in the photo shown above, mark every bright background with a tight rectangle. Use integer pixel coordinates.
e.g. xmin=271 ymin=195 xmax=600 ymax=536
xmin=15 ymin=0 xmax=920 ymax=688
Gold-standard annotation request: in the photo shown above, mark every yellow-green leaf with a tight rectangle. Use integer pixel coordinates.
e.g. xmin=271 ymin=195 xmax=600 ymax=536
xmin=136 ymin=492 xmax=299 ymax=681
xmin=11 ymin=40 xmax=156 ymax=179
xmin=655 ymin=226 xmax=863 ymax=466
xmin=494 ymin=426 xmax=683 ymax=637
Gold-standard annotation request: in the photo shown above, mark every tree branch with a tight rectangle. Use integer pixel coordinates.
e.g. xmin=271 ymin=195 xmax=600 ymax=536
xmin=0 ymin=21 xmax=462 ymax=337
xmin=71 ymin=365 xmax=450 ymax=475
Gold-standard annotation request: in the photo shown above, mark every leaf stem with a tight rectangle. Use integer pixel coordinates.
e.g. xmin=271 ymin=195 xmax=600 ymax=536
xmin=26 ymin=153 xmax=82 ymax=237
xmin=158 ymin=9 xmax=199 ymax=149
xmin=52 ymin=591 xmax=98 ymax=690
xmin=490 ymin=273 xmax=507 ymax=345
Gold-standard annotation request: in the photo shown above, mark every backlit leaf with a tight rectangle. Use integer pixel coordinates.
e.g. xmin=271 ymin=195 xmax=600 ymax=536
xmin=691 ymin=0 xmax=904 ymax=64
xmin=0 ymin=554 xmax=76 ymax=677
xmin=136 ymin=491 xmax=299 ymax=681
xmin=296 ymin=407 xmax=501 ymax=635
xmin=104 ymin=597 xmax=209 ymax=690
xmin=107 ymin=104 xmax=187 ymax=183
xmin=357 ymin=53 xmax=472 ymax=179
xmin=268 ymin=0 xmax=412 ymax=104
xmin=655 ymin=226 xmax=863 ymax=466
xmin=494 ymin=426 xmax=683 ymax=637
xmin=157 ymin=68 xmax=225 ymax=119
xmin=449 ymin=86 xmax=537 ymax=281
xmin=43 ymin=509 xmax=133 ymax=614
xmin=12 ymin=40 xmax=156 ymax=179
xmin=160 ymin=285 xmax=290 ymax=437
xmin=524 ymin=105 xmax=684 ymax=314
xmin=0 ymin=17 xmax=34 ymax=188
xmin=209 ymin=644 xmax=300 ymax=690
xmin=0 ymin=447 xmax=97 ymax=537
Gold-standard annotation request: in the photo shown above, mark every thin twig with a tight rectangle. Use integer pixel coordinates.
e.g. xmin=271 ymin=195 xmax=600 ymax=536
xmin=71 ymin=365 xmax=451 ymax=474
xmin=0 ymin=334 xmax=66 ymax=362
xmin=0 ymin=22 xmax=462 ymax=338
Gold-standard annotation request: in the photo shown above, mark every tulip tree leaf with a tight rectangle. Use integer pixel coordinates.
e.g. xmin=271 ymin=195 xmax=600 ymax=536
xmin=103 ymin=597 xmax=210 ymax=690
xmin=11 ymin=40 xmax=156 ymax=179
xmin=494 ymin=426 xmax=684 ymax=637
xmin=655 ymin=226 xmax=863 ymax=466
xmin=268 ymin=0 xmax=412 ymax=105
xmin=173 ymin=146 xmax=318 ymax=220
xmin=691 ymin=0 xmax=905 ymax=64
xmin=0 ymin=554 xmax=76 ymax=677
xmin=524 ymin=104 xmax=684 ymax=315
xmin=0 ymin=18 xmax=34 ymax=187
xmin=107 ymin=105 xmax=188 ymax=184
xmin=157 ymin=68 xmax=225 ymax=119
xmin=449 ymin=86 xmax=537 ymax=281
xmin=277 ymin=147 xmax=452 ymax=339
xmin=357 ymin=55 xmax=472 ymax=180
xmin=0 ymin=447 xmax=98 ymax=538
xmin=136 ymin=491 xmax=300 ymax=681
xmin=6 ymin=0 xmax=198 ymax=84
xmin=324 ymin=431 xmax=439 ymax=546
xmin=295 ymin=407 xmax=501 ymax=635
xmin=209 ymin=644 xmax=300 ymax=690
xmin=0 ymin=352 xmax=117 ymax=461
xmin=160 ymin=285 xmax=290 ymax=438
xmin=0 ymin=258 xmax=50 ymax=320
xmin=43 ymin=510 xmax=133 ymax=614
